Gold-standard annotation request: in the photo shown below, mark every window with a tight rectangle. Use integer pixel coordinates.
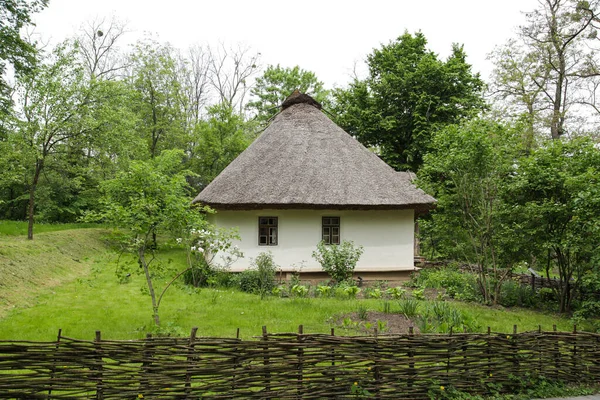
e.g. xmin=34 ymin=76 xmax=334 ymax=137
xmin=322 ymin=217 xmax=340 ymax=245
xmin=258 ymin=217 xmax=278 ymax=246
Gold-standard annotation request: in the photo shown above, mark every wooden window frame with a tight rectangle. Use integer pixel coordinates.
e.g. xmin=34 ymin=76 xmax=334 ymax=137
xmin=322 ymin=216 xmax=340 ymax=245
xmin=258 ymin=216 xmax=278 ymax=246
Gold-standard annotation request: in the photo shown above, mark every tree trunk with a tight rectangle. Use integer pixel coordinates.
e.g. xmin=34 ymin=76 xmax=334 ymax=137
xmin=27 ymin=159 xmax=44 ymax=240
xmin=139 ymin=247 xmax=160 ymax=326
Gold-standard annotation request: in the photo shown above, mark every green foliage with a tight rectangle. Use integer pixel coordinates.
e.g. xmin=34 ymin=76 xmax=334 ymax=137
xmin=412 ymin=288 xmax=426 ymax=300
xmin=312 ymin=240 xmax=364 ymax=283
xmin=129 ymin=39 xmax=186 ymax=158
xmin=315 ymin=284 xmax=333 ymax=298
xmin=85 ymin=149 xmax=204 ymax=326
xmin=247 ymin=64 xmax=330 ymax=126
xmin=498 ymin=280 xmax=538 ymax=308
xmin=190 ymin=102 xmax=251 ymax=187
xmin=398 ymin=298 xmax=420 ymax=318
xmin=0 ymin=0 xmax=48 ymax=116
xmin=237 ymin=252 xmax=278 ymax=299
xmin=333 ymin=31 xmax=485 ymax=172
xmin=357 ymin=304 xmax=368 ymax=320
xmin=412 ymin=268 xmax=481 ymax=302
xmin=290 ymin=284 xmax=309 ymax=298
xmin=504 ymin=138 xmax=600 ymax=312
xmin=418 ymin=119 xmax=522 ymax=304
xmin=385 ymin=287 xmax=406 ymax=300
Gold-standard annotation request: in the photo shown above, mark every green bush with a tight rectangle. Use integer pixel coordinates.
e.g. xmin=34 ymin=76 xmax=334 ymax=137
xmin=411 ymin=267 xmax=481 ymax=302
xmin=499 ymin=280 xmax=538 ymax=308
xmin=312 ymin=240 xmax=364 ymax=283
xmin=237 ymin=252 xmax=278 ymax=298
xmin=183 ymin=258 xmax=213 ymax=287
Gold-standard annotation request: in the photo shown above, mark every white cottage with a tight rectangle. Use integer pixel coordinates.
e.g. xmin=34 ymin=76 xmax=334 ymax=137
xmin=193 ymin=92 xmax=436 ymax=280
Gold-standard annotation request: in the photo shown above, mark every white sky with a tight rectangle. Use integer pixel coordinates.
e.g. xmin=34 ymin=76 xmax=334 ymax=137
xmin=32 ymin=0 xmax=540 ymax=88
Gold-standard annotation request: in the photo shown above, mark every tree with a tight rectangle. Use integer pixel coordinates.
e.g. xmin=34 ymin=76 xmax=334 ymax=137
xmin=89 ymin=150 xmax=204 ymax=326
xmin=247 ymin=64 xmax=330 ymax=126
xmin=418 ymin=119 xmax=522 ymax=304
xmin=0 ymin=0 xmax=48 ymax=117
xmin=76 ymin=16 xmax=128 ymax=80
xmin=207 ymin=43 xmax=260 ymax=114
xmin=504 ymin=138 xmax=600 ymax=313
xmin=128 ymin=39 xmax=186 ymax=158
xmin=11 ymin=42 xmax=94 ymax=239
xmin=189 ymin=102 xmax=251 ymax=188
xmin=490 ymin=0 xmax=600 ymax=139
xmin=333 ymin=32 xmax=485 ymax=172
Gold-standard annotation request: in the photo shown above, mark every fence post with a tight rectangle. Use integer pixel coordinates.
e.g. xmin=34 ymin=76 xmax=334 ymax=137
xmin=47 ymin=328 xmax=62 ymax=399
xmin=572 ymin=325 xmax=578 ymax=380
xmin=262 ymin=326 xmax=270 ymax=395
xmin=553 ymin=324 xmax=559 ymax=380
xmin=297 ymin=325 xmax=304 ymax=398
xmin=232 ymin=328 xmax=240 ymax=392
xmin=537 ymin=325 xmax=542 ymax=376
xmin=140 ymin=333 xmax=153 ymax=395
xmin=330 ymin=328 xmax=335 ymax=385
xmin=185 ymin=327 xmax=198 ymax=396
xmin=94 ymin=330 xmax=104 ymax=400
xmin=408 ymin=326 xmax=415 ymax=389
xmin=486 ymin=327 xmax=491 ymax=378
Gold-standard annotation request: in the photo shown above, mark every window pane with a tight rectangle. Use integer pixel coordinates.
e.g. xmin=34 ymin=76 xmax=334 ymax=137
xmin=332 ymin=235 xmax=340 ymax=245
xmin=332 ymin=227 xmax=339 ymax=236
xmin=259 ymin=217 xmax=268 ymax=225
xmin=323 ymin=217 xmax=330 ymax=225
xmin=259 ymin=236 xmax=267 ymax=244
xmin=331 ymin=217 xmax=339 ymax=225
xmin=269 ymin=227 xmax=277 ymax=245
xmin=323 ymin=235 xmax=330 ymax=244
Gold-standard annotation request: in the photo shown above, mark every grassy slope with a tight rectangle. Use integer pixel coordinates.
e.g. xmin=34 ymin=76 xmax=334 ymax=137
xmin=0 ymin=225 xmax=580 ymax=341
xmin=0 ymin=228 xmax=109 ymax=319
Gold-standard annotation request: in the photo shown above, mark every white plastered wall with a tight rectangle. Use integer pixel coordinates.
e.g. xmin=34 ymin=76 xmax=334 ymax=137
xmin=209 ymin=209 xmax=415 ymax=272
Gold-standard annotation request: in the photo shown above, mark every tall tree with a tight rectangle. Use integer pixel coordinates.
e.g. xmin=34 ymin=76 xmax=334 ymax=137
xmin=90 ymin=150 xmax=203 ymax=327
xmin=490 ymin=0 xmax=600 ymax=139
xmin=207 ymin=43 xmax=260 ymax=114
xmin=418 ymin=119 xmax=522 ymax=304
xmin=190 ymin=102 xmax=251 ymax=188
xmin=247 ymin=64 xmax=330 ymax=126
xmin=11 ymin=42 xmax=93 ymax=239
xmin=76 ymin=16 xmax=128 ymax=80
xmin=504 ymin=138 xmax=600 ymax=313
xmin=333 ymin=32 xmax=485 ymax=172
xmin=128 ymin=39 xmax=186 ymax=158
xmin=0 ymin=0 xmax=48 ymax=117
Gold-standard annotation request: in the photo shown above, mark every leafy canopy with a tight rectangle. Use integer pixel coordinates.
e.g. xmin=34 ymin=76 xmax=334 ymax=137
xmin=334 ymin=31 xmax=485 ymax=172
xmin=247 ymin=64 xmax=329 ymax=126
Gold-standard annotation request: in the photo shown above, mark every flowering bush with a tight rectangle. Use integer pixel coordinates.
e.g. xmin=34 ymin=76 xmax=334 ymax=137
xmin=183 ymin=226 xmax=242 ymax=287
xmin=312 ymin=240 xmax=364 ymax=283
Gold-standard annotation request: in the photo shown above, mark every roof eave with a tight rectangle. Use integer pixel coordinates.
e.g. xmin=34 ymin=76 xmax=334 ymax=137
xmin=194 ymin=201 xmax=436 ymax=212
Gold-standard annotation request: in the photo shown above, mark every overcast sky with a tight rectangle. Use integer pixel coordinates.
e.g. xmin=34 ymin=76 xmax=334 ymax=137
xmin=32 ymin=0 xmax=540 ymax=88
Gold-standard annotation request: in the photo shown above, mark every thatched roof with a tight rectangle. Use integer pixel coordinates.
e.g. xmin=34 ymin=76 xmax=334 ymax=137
xmin=193 ymin=93 xmax=436 ymax=211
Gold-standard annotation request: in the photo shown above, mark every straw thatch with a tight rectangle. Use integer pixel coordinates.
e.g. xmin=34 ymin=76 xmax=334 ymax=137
xmin=193 ymin=94 xmax=435 ymax=210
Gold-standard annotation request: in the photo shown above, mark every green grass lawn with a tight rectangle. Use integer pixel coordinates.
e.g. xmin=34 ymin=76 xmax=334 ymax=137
xmin=0 ymin=225 xmax=583 ymax=341
xmin=0 ymin=220 xmax=102 ymax=236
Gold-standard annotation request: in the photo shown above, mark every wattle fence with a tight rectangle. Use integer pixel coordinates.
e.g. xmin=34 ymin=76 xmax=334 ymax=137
xmin=0 ymin=326 xmax=599 ymax=399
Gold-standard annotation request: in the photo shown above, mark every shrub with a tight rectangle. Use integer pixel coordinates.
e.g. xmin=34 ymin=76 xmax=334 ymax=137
xmin=237 ymin=252 xmax=278 ymax=298
xmin=183 ymin=258 xmax=213 ymax=287
xmin=312 ymin=240 xmax=364 ymax=283
xmin=499 ymin=280 xmax=538 ymax=308
xmin=411 ymin=267 xmax=480 ymax=302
